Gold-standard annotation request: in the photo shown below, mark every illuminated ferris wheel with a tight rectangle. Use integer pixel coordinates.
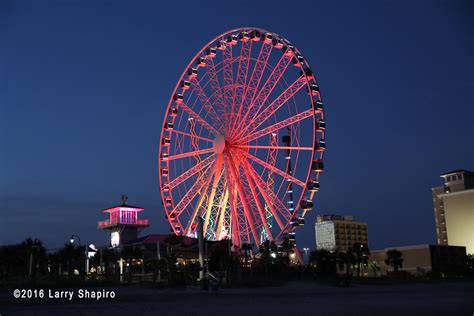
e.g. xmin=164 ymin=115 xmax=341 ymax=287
xmin=158 ymin=27 xmax=325 ymax=247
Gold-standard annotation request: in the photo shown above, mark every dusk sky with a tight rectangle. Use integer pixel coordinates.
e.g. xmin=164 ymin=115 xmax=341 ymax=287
xmin=1 ymin=0 xmax=472 ymax=250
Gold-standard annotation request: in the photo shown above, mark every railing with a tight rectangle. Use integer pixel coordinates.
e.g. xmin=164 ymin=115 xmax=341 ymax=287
xmin=97 ymin=219 xmax=150 ymax=228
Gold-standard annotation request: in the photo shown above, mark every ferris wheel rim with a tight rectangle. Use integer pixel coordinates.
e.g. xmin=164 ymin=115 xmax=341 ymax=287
xmin=158 ymin=27 xmax=324 ymax=246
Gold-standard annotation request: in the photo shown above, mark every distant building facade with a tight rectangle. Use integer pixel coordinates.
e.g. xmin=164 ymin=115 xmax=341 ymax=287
xmin=314 ymin=215 xmax=368 ymax=251
xmin=432 ymin=170 xmax=474 ymax=254
xmin=370 ymin=244 xmax=467 ymax=276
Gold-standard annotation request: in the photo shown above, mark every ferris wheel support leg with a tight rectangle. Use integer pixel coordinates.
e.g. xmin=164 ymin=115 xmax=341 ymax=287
xmin=203 ymin=158 xmax=223 ymax=235
xmin=184 ymin=159 xmax=219 ymax=235
xmin=243 ymin=159 xmax=287 ymax=230
xmin=226 ymin=152 xmax=260 ymax=245
xmin=223 ymin=154 xmax=241 ymax=248
xmin=242 ymin=163 xmax=274 ymax=241
xmin=215 ymin=186 xmax=229 ymax=240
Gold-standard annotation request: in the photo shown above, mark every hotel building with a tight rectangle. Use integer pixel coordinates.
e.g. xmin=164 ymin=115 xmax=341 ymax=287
xmin=432 ymin=170 xmax=474 ymax=254
xmin=314 ymin=215 xmax=368 ymax=252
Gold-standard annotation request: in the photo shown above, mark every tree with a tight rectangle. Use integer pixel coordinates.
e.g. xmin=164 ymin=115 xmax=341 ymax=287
xmin=55 ymin=243 xmax=83 ymax=277
xmin=257 ymin=240 xmax=278 ymax=275
xmin=467 ymin=254 xmax=474 ymax=275
xmin=163 ymin=234 xmax=185 ymax=285
xmin=309 ymin=249 xmax=336 ymax=275
xmin=385 ymin=249 xmax=403 ymax=272
xmin=335 ymin=250 xmax=345 ymax=273
xmin=120 ymin=246 xmax=143 ymax=283
xmin=343 ymin=247 xmax=357 ymax=275
xmin=367 ymin=261 xmax=380 ymax=277
xmin=353 ymin=243 xmax=370 ymax=277
xmin=0 ymin=238 xmax=47 ymax=279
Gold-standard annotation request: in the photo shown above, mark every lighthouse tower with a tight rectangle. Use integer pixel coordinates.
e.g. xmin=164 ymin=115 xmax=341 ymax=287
xmin=98 ymin=195 xmax=149 ymax=247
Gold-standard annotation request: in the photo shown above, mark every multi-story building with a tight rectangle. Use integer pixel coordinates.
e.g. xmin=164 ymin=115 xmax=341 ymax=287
xmin=314 ymin=215 xmax=368 ymax=252
xmin=432 ymin=169 xmax=474 ymax=253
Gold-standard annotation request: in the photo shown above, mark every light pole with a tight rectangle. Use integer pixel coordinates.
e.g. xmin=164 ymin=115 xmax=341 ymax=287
xmin=302 ymin=247 xmax=310 ymax=264
xmin=29 ymin=238 xmax=40 ymax=278
xmin=70 ymin=235 xmax=88 ymax=276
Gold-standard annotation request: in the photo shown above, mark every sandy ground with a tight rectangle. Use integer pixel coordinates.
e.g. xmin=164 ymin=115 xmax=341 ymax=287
xmin=1 ymin=281 xmax=473 ymax=315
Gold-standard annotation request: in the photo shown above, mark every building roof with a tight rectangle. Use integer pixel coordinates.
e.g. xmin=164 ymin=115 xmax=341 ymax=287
xmin=124 ymin=234 xmax=197 ymax=246
xmin=440 ymin=169 xmax=473 ymax=176
xmin=102 ymin=203 xmax=144 ymax=212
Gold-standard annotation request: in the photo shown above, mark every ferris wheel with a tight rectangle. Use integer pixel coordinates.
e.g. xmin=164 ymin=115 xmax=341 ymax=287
xmin=158 ymin=27 xmax=325 ymax=247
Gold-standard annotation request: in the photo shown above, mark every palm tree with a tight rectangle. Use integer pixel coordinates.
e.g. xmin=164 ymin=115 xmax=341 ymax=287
xmin=385 ymin=249 xmax=403 ymax=272
xmin=309 ymin=249 xmax=336 ymax=275
xmin=343 ymin=247 xmax=357 ymax=275
xmin=367 ymin=260 xmax=380 ymax=277
xmin=335 ymin=250 xmax=345 ymax=273
xmin=257 ymin=240 xmax=278 ymax=274
xmin=353 ymin=243 xmax=370 ymax=277
xmin=163 ymin=234 xmax=184 ymax=285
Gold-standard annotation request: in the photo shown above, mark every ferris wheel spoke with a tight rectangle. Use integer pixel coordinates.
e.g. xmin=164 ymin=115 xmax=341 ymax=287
xmin=241 ymin=159 xmax=286 ymax=230
xmin=234 ymin=53 xmax=292 ymax=138
xmin=230 ymin=43 xmax=273 ymax=138
xmin=168 ymin=154 xmax=216 ymax=190
xmin=239 ymin=151 xmax=305 ymax=188
xmin=179 ymin=103 xmax=220 ymax=136
xmin=189 ymin=78 xmax=226 ymax=132
xmin=241 ymin=75 xmax=307 ymax=137
xmin=223 ymin=155 xmax=240 ymax=246
xmin=241 ymin=109 xmax=314 ymax=143
xmin=232 ymin=144 xmax=313 ymax=151
xmin=170 ymin=161 xmax=215 ymax=218
xmin=226 ymin=152 xmax=260 ymax=245
xmin=171 ymin=129 xmax=214 ymax=143
xmin=167 ymin=148 xmax=214 ymax=161
xmin=205 ymin=58 xmax=228 ymax=127
xmin=230 ymin=40 xmax=252 ymax=133
xmin=222 ymin=45 xmax=234 ymax=127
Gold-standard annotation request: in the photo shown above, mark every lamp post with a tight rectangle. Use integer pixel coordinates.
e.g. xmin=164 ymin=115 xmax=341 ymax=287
xmin=302 ymin=247 xmax=310 ymax=264
xmin=29 ymin=238 xmax=40 ymax=278
xmin=70 ymin=235 xmax=88 ymax=277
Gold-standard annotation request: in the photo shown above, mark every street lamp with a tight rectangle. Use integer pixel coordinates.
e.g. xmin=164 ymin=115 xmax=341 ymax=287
xmin=70 ymin=234 xmax=81 ymax=246
xmin=29 ymin=238 xmax=40 ymax=277
xmin=302 ymin=248 xmax=310 ymax=265
xmin=69 ymin=234 xmax=89 ymax=276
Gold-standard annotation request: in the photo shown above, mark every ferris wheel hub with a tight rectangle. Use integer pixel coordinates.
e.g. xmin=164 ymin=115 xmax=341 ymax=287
xmin=213 ymin=134 xmax=226 ymax=154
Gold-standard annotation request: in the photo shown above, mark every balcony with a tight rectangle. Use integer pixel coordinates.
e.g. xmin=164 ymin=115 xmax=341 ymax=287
xmin=98 ymin=219 xmax=149 ymax=229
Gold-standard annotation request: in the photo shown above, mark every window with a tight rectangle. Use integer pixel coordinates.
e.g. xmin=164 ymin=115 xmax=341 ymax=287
xmin=446 ymin=176 xmax=451 ymax=182
xmin=458 ymin=174 xmax=463 ymax=181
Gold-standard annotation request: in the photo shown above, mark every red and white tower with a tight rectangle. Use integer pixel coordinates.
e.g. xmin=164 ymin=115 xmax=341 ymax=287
xmin=98 ymin=195 xmax=149 ymax=247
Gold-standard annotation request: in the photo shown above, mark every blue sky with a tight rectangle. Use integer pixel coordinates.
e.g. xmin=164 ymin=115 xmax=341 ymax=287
xmin=1 ymin=0 xmax=472 ymax=250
